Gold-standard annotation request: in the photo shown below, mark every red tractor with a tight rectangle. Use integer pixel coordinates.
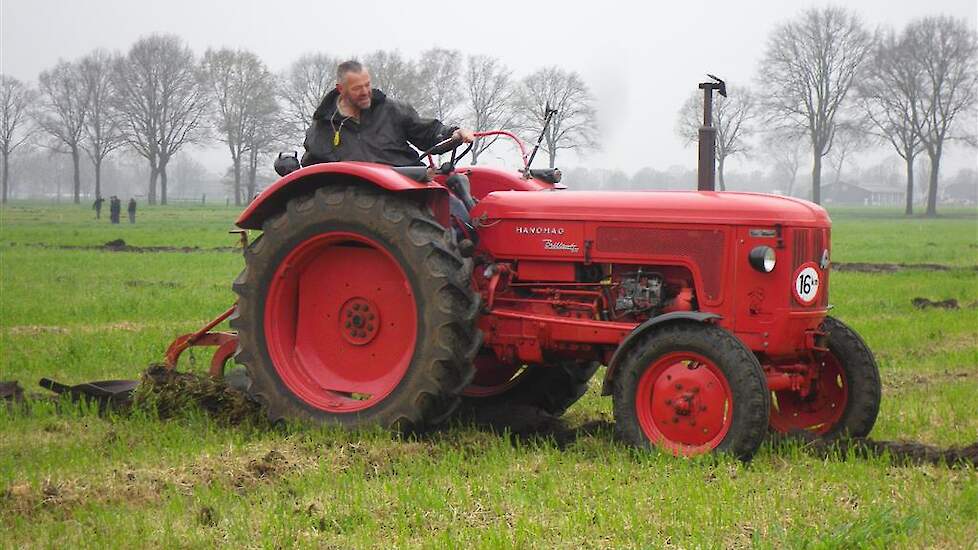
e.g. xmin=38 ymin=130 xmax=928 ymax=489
xmin=166 ymin=78 xmax=880 ymax=460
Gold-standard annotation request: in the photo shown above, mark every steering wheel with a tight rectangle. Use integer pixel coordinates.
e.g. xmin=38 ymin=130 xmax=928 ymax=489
xmin=419 ymin=135 xmax=463 ymax=159
xmin=418 ymin=135 xmax=473 ymax=169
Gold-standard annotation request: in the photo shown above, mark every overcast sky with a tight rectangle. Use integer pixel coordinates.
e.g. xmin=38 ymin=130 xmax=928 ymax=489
xmin=2 ymin=0 xmax=976 ymax=176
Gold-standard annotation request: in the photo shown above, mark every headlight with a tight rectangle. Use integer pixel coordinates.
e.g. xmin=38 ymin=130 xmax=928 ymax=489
xmin=749 ymin=246 xmax=776 ymax=273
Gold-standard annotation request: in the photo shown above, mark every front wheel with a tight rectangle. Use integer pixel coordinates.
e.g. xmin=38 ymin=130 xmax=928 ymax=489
xmin=769 ymin=316 xmax=881 ymax=438
xmin=612 ymin=322 xmax=770 ymax=460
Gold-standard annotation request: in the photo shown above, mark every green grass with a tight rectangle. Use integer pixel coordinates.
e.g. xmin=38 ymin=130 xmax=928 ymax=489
xmin=1 ymin=202 xmax=977 ymax=548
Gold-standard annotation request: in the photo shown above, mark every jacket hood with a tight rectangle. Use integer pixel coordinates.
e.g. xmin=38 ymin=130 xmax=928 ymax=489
xmin=312 ymin=88 xmax=388 ymax=121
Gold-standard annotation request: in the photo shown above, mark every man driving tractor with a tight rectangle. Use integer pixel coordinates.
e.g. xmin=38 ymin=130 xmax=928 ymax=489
xmin=301 ymin=60 xmax=475 ymax=167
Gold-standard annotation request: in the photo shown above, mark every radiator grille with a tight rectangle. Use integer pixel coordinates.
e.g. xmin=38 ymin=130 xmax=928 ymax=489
xmin=595 ymin=227 xmax=726 ymax=302
xmin=791 ymin=227 xmax=830 ymax=308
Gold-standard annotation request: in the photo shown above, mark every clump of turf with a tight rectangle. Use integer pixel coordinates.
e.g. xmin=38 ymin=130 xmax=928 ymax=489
xmin=131 ymin=364 xmax=267 ymax=426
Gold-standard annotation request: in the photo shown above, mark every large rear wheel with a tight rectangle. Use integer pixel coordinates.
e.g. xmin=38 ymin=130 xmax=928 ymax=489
xmin=612 ymin=322 xmax=770 ymax=460
xmin=769 ymin=316 xmax=880 ymax=438
xmin=231 ymin=185 xmax=481 ymax=431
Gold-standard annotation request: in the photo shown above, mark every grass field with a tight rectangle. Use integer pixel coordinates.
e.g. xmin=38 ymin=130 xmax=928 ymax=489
xmin=1 ymin=202 xmax=977 ymax=548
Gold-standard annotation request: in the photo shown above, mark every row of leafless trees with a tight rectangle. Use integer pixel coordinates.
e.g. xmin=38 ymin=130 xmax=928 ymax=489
xmin=677 ymin=9 xmax=976 ymax=215
xmin=0 ymin=38 xmax=598 ymax=205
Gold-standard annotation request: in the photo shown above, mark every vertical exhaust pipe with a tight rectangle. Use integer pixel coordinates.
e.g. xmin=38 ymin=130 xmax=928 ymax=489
xmin=697 ymin=75 xmax=726 ymax=192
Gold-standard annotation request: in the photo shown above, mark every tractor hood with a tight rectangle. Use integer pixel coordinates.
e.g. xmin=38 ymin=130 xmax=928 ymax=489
xmin=472 ymin=190 xmax=830 ymax=227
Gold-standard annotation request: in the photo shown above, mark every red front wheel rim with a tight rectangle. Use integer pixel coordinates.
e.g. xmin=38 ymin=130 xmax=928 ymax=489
xmin=264 ymin=231 xmax=418 ymax=413
xmin=635 ymin=352 xmax=734 ymax=456
xmin=769 ymin=354 xmax=848 ymax=434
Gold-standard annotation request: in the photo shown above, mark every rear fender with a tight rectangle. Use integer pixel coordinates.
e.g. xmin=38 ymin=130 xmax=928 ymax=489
xmin=600 ymin=311 xmax=722 ymax=395
xmin=235 ymin=162 xmax=449 ymax=230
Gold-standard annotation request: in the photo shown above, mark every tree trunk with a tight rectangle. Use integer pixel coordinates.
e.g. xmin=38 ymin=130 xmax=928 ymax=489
xmin=247 ymin=148 xmax=258 ymax=201
xmin=925 ymin=150 xmax=940 ymax=217
xmin=2 ymin=152 xmax=8 ymax=203
xmin=148 ymin=161 xmax=159 ymax=205
xmin=811 ymin=152 xmax=822 ymax=204
xmin=904 ymin=155 xmax=915 ymax=216
xmin=233 ymin=157 xmax=242 ymax=207
xmin=548 ymin=149 xmax=556 ymax=169
xmin=94 ymin=157 xmax=102 ymax=200
xmin=160 ymin=164 xmax=168 ymax=205
xmin=470 ymin=137 xmax=481 ymax=165
xmin=71 ymin=148 xmax=81 ymax=204
xmin=717 ymin=155 xmax=726 ymax=191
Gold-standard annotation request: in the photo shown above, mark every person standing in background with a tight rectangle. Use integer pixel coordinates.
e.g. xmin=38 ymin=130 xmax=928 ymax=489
xmin=127 ymin=198 xmax=137 ymax=224
xmin=92 ymin=196 xmax=105 ymax=220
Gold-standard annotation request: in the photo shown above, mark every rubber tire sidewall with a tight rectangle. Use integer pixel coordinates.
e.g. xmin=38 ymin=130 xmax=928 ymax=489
xmin=612 ymin=322 xmax=770 ymax=460
xmin=819 ymin=316 xmax=881 ymax=439
xmin=232 ymin=185 xmax=480 ymax=431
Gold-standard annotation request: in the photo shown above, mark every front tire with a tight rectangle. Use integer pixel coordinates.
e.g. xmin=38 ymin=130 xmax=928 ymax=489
xmin=231 ymin=185 xmax=481 ymax=431
xmin=612 ymin=322 xmax=770 ymax=460
xmin=769 ymin=316 xmax=880 ymax=438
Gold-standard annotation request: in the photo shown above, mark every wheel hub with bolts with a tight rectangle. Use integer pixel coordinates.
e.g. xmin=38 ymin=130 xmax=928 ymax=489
xmin=340 ymin=297 xmax=380 ymax=345
xmin=632 ymin=351 xmax=736 ymax=454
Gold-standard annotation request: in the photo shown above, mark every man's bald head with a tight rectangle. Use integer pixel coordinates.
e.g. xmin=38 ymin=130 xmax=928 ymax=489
xmin=336 ymin=60 xmax=372 ymax=111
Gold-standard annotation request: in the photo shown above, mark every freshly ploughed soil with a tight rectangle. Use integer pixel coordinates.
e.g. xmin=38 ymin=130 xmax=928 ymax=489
xmin=10 ymin=240 xmax=237 ymax=253
xmin=6 ymin=368 xmax=976 ymax=467
xmin=911 ymin=297 xmax=962 ymax=310
xmin=833 ymin=262 xmax=953 ymax=273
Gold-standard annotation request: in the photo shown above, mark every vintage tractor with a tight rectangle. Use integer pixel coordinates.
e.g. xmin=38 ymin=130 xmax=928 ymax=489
xmin=165 ymin=77 xmax=881 ymax=460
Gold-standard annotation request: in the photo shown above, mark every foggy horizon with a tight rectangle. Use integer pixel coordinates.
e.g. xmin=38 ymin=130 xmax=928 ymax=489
xmin=2 ymin=0 xmax=976 ymax=184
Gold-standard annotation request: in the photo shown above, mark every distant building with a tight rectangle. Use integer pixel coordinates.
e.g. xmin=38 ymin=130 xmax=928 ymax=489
xmin=820 ymin=181 xmax=905 ymax=206
xmin=943 ymin=181 xmax=978 ymax=205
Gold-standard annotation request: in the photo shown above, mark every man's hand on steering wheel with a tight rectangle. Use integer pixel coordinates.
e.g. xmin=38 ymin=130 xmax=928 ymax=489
xmin=452 ymin=128 xmax=475 ymax=143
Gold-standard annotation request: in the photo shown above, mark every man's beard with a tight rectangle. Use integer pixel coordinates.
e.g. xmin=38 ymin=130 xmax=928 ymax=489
xmin=349 ymin=95 xmax=371 ymax=110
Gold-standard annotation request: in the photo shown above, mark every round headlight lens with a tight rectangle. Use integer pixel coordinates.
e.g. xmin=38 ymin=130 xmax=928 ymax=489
xmin=749 ymin=246 xmax=777 ymax=273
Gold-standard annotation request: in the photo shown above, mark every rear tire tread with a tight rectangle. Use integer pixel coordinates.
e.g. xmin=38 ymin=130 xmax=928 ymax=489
xmin=231 ymin=184 xmax=479 ymax=432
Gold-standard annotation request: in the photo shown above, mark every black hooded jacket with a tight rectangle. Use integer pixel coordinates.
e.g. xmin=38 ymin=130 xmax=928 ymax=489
xmin=301 ymin=88 xmax=456 ymax=167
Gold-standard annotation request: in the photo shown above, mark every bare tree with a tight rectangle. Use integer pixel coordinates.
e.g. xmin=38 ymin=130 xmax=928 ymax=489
xmin=202 ymin=48 xmax=278 ymax=205
xmin=0 ymin=75 xmax=37 ymax=203
xmin=758 ymin=7 xmax=874 ymax=204
xmin=516 ymin=67 xmax=598 ymax=168
xmin=416 ymin=48 xmax=462 ymax=121
xmin=364 ymin=50 xmax=422 ymax=106
xmin=857 ymin=30 xmax=925 ymax=215
xmin=243 ymin=78 xmax=283 ymax=200
xmin=905 ymin=16 xmax=978 ymax=216
xmin=113 ymin=35 xmax=208 ymax=204
xmin=278 ymin=52 xmax=338 ymax=143
xmin=463 ymin=55 xmax=516 ymax=165
xmin=676 ymin=86 xmax=756 ymax=191
xmin=37 ymin=60 xmax=90 ymax=204
xmin=825 ymin=122 xmax=868 ymax=186
xmin=79 ymin=50 xmax=125 ymax=200
xmin=765 ymin=133 xmax=805 ymax=197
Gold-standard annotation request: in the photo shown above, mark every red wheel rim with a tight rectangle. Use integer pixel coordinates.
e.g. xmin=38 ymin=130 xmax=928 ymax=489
xmin=264 ymin=231 xmax=418 ymax=413
xmin=462 ymin=353 xmax=527 ymax=397
xmin=635 ymin=352 xmax=733 ymax=456
xmin=769 ymin=354 xmax=847 ymax=434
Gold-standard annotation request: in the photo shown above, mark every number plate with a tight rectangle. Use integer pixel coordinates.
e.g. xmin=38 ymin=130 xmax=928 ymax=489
xmin=792 ymin=262 xmax=821 ymax=306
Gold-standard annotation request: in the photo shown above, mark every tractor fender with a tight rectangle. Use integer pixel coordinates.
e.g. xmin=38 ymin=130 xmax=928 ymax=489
xmin=600 ymin=311 xmax=722 ymax=396
xmin=235 ymin=162 xmax=447 ymax=230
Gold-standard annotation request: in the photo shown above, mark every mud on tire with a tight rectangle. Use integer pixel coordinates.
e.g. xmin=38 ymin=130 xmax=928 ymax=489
xmin=231 ymin=185 xmax=481 ymax=432
xmin=612 ymin=322 xmax=770 ymax=460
